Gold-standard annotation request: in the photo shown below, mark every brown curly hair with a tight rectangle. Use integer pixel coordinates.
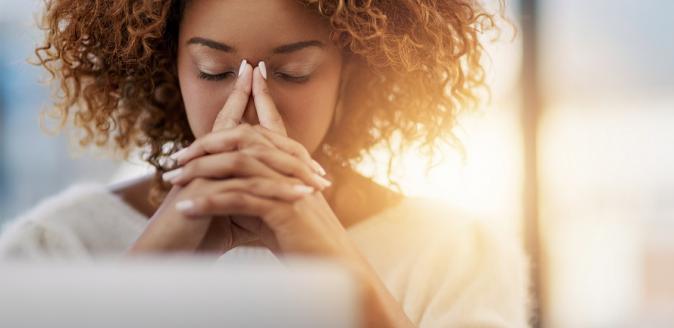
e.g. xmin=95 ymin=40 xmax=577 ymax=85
xmin=33 ymin=0 xmax=504 ymax=207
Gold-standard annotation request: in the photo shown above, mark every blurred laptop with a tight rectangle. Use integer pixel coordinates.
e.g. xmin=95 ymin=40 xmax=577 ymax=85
xmin=0 ymin=254 xmax=360 ymax=328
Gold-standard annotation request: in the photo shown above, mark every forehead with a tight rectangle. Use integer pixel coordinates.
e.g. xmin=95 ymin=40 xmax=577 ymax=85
xmin=180 ymin=0 xmax=333 ymax=54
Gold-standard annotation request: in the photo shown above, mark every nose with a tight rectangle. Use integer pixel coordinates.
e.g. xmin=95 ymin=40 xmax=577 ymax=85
xmin=241 ymin=95 xmax=259 ymax=126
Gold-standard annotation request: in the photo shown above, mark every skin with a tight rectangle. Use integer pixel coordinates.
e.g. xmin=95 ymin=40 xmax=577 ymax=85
xmin=115 ymin=0 xmax=403 ymax=230
xmin=115 ymin=0 xmax=411 ymax=326
xmin=177 ymin=0 xmax=341 ymax=154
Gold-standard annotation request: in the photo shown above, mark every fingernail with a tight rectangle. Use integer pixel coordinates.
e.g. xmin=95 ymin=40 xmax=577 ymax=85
xmin=259 ymin=61 xmax=267 ymax=80
xmin=238 ymin=59 xmax=248 ymax=77
xmin=169 ymin=147 xmax=189 ymax=162
xmin=175 ymin=200 xmax=195 ymax=213
xmin=162 ymin=167 xmax=183 ymax=183
xmin=293 ymin=184 xmax=315 ymax=194
xmin=314 ymin=173 xmax=332 ymax=188
xmin=311 ymin=159 xmax=327 ymax=176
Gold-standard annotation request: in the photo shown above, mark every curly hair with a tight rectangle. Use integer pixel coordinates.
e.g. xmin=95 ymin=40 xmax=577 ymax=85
xmin=33 ymin=0 xmax=504 ymax=207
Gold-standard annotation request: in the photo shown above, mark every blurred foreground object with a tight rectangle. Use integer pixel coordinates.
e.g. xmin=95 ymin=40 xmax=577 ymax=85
xmin=0 ymin=255 xmax=359 ymax=328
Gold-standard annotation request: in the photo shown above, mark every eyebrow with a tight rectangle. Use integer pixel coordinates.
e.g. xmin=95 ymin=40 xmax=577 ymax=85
xmin=187 ymin=37 xmax=325 ymax=54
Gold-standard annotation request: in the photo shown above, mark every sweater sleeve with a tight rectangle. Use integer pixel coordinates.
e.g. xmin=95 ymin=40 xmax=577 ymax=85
xmin=0 ymin=182 xmax=148 ymax=260
xmin=0 ymin=218 xmax=93 ymax=259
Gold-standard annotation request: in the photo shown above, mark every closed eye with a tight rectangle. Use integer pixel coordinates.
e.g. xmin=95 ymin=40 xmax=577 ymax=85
xmin=198 ymin=70 xmax=309 ymax=83
xmin=275 ymin=72 xmax=310 ymax=83
xmin=198 ymin=71 xmax=235 ymax=81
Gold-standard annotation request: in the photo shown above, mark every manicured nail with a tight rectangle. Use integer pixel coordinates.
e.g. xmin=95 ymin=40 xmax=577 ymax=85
xmin=238 ymin=59 xmax=248 ymax=77
xmin=175 ymin=200 xmax=195 ymax=213
xmin=311 ymin=159 xmax=327 ymax=176
xmin=162 ymin=167 xmax=183 ymax=183
xmin=293 ymin=184 xmax=315 ymax=194
xmin=314 ymin=173 xmax=332 ymax=188
xmin=259 ymin=61 xmax=267 ymax=80
xmin=169 ymin=147 xmax=189 ymax=162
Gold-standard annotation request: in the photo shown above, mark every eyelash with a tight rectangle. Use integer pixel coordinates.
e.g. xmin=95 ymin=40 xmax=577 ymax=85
xmin=198 ymin=71 xmax=235 ymax=81
xmin=197 ymin=71 xmax=309 ymax=84
xmin=274 ymin=72 xmax=310 ymax=83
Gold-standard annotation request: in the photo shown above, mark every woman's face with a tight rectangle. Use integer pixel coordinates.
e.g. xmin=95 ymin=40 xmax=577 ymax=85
xmin=177 ymin=0 xmax=345 ymax=155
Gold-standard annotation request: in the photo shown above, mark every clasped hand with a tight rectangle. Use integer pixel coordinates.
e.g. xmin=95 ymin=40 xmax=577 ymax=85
xmin=161 ymin=60 xmax=362 ymax=262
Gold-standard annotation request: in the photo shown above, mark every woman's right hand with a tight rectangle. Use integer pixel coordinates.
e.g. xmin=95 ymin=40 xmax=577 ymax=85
xmin=126 ymin=148 xmax=320 ymax=255
xmin=125 ymin=60 xmax=326 ymax=256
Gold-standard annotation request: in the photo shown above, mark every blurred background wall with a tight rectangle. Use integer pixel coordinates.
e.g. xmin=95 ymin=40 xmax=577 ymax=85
xmin=537 ymin=0 xmax=674 ymax=326
xmin=0 ymin=2 xmax=112 ymax=221
xmin=0 ymin=1 xmax=153 ymax=223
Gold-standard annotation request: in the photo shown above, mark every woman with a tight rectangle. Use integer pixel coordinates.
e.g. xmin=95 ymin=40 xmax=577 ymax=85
xmin=0 ymin=0 xmax=530 ymax=327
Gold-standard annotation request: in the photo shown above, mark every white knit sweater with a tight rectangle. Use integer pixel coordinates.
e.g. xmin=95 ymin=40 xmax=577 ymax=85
xmin=0 ymin=182 xmax=531 ymax=327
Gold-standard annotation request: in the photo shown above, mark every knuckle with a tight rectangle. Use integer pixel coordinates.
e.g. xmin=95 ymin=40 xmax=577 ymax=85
xmin=242 ymin=148 xmax=260 ymax=161
xmin=194 ymin=135 xmax=213 ymax=152
xmin=238 ymin=122 xmax=253 ymax=131
xmin=183 ymin=160 xmax=198 ymax=177
xmin=215 ymin=110 xmax=238 ymax=124
xmin=185 ymin=177 xmax=208 ymax=193
xmin=251 ymin=135 xmax=273 ymax=149
xmin=253 ymin=124 xmax=271 ymax=136
xmin=270 ymin=115 xmax=283 ymax=124
xmin=257 ymin=82 xmax=271 ymax=95
xmin=207 ymin=132 xmax=226 ymax=147
xmin=246 ymin=178 xmax=265 ymax=191
xmin=290 ymin=164 xmax=305 ymax=177
xmin=191 ymin=177 xmax=208 ymax=187
xmin=200 ymin=195 xmax=215 ymax=210
xmin=247 ymin=144 xmax=267 ymax=157
xmin=221 ymin=117 xmax=240 ymax=128
xmin=287 ymin=140 xmax=309 ymax=157
xmin=225 ymin=193 xmax=247 ymax=208
xmin=228 ymin=153 xmax=249 ymax=170
xmin=232 ymin=127 xmax=247 ymax=142
xmin=300 ymin=147 xmax=311 ymax=159
xmin=286 ymin=177 xmax=304 ymax=186
xmin=186 ymin=138 xmax=202 ymax=153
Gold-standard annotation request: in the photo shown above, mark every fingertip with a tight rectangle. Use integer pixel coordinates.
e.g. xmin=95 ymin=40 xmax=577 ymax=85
xmin=314 ymin=173 xmax=332 ymax=189
xmin=176 ymin=199 xmax=197 ymax=216
xmin=176 ymin=199 xmax=212 ymax=220
xmin=238 ymin=59 xmax=247 ymax=77
xmin=162 ymin=167 xmax=184 ymax=184
xmin=292 ymin=184 xmax=315 ymax=195
xmin=311 ymin=159 xmax=327 ymax=176
xmin=258 ymin=61 xmax=268 ymax=80
xmin=236 ymin=61 xmax=253 ymax=90
xmin=169 ymin=147 xmax=189 ymax=165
